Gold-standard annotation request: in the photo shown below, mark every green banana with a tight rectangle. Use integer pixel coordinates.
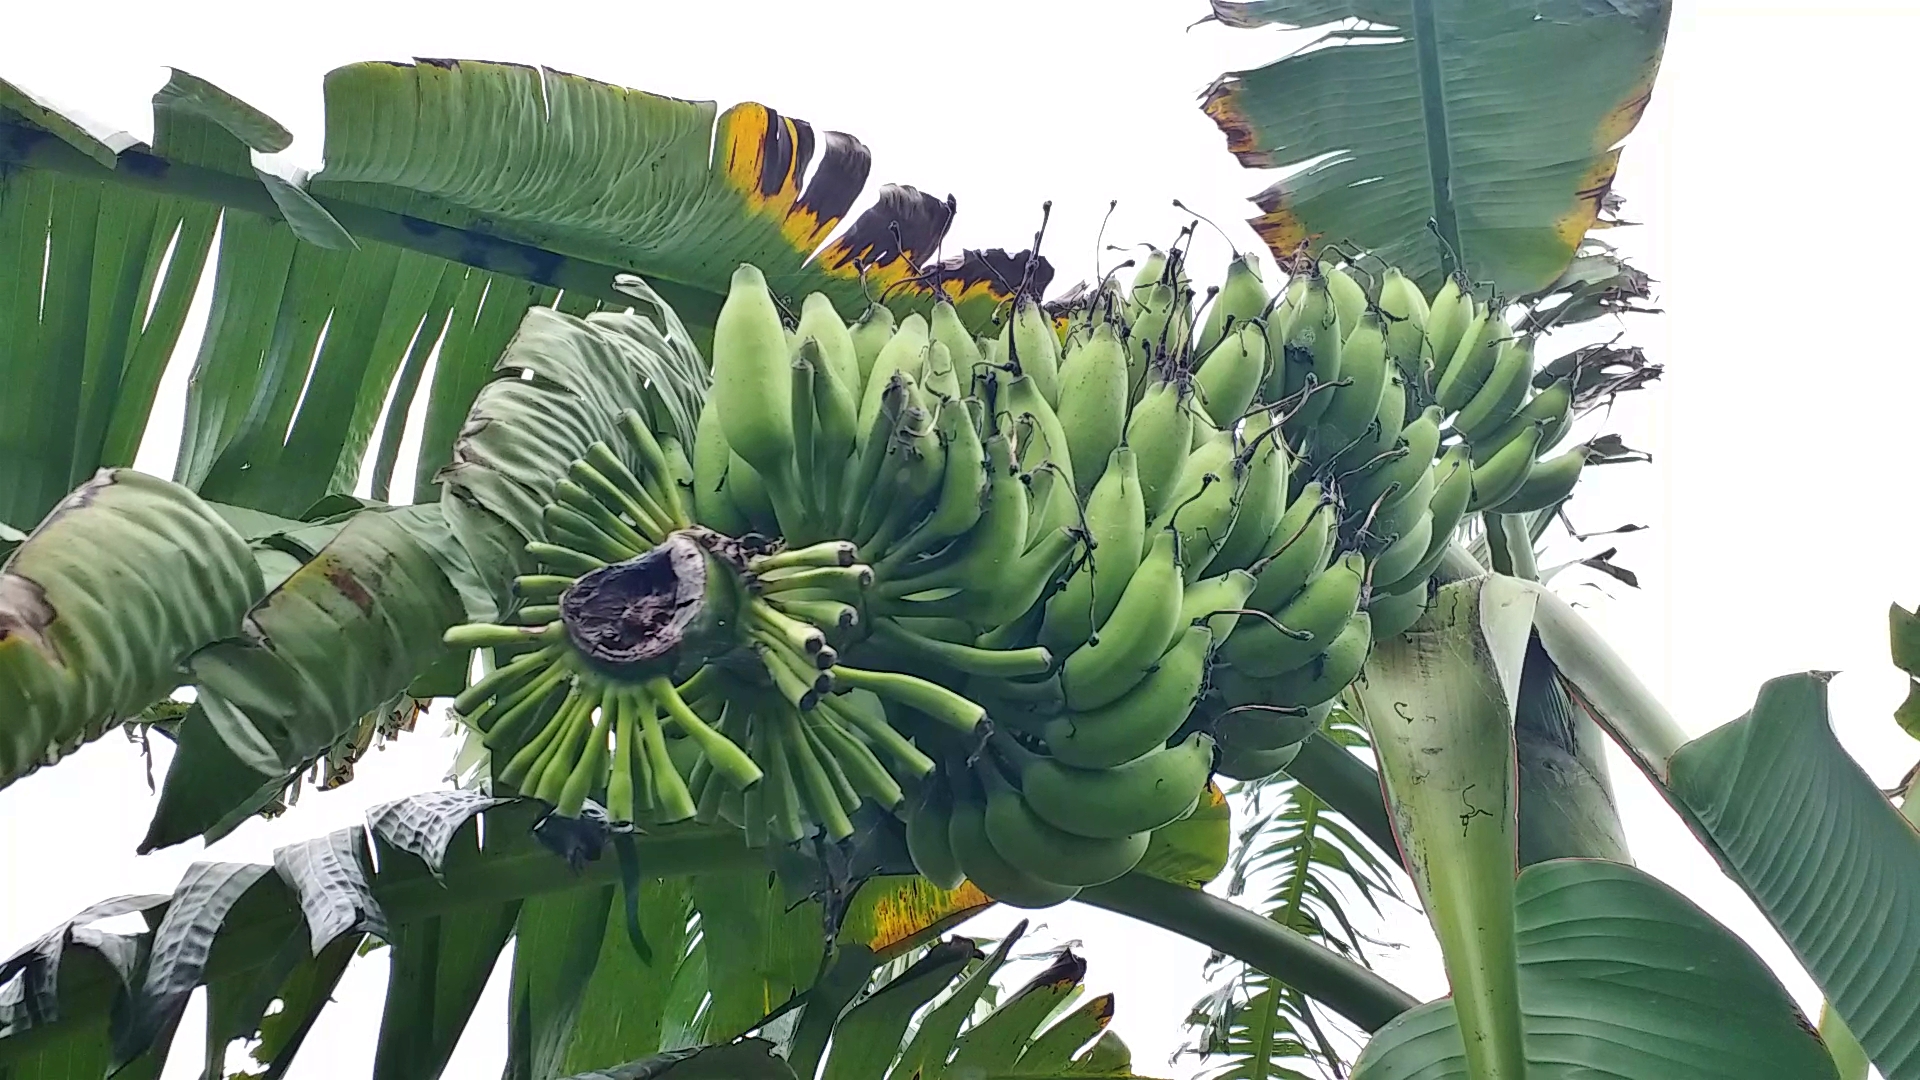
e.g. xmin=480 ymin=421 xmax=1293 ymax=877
xmin=1376 ymin=444 xmax=1470 ymax=596
xmin=1453 ymin=335 xmax=1535 ymax=441
xmin=712 ymin=265 xmax=796 ymax=479
xmin=877 ymin=431 xmax=1025 ymax=596
xmin=878 ymin=397 xmax=987 ymax=572
xmin=1223 ymin=550 xmax=1366 ymax=677
xmin=1198 ymin=252 xmax=1269 ymax=356
xmin=1314 ymin=310 xmax=1390 ymax=457
xmin=1345 ymin=406 xmax=1442 ymax=516
xmin=1466 ymin=422 xmax=1544 ymax=512
xmin=1215 ymin=741 xmax=1302 ymax=782
xmin=1367 ymin=581 xmax=1431 ymax=640
xmin=1205 ymin=410 xmax=1289 ymax=575
xmin=1041 ymin=446 xmax=1146 ymax=653
xmin=920 ymin=339 xmax=962 ymax=404
xmin=1054 ymin=324 xmax=1131 ymax=500
xmin=1023 ymin=463 xmax=1076 ymax=553
xmin=691 ymin=379 xmax=753 ymax=535
xmin=850 ymin=303 xmax=896 ymax=387
xmin=1368 ymin=509 xmax=1433 ymax=588
xmin=1014 ymin=731 xmax=1216 ymax=839
xmin=1063 ymin=529 xmax=1184 ymax=712
xmin=1323 ymin=262 xmax=1369 ymax=338
xmin=1377 ymin=267 xmax=1429 ymax=376
xmin=859 ymin=314 xmax=929 ymax=435
xmin=1126 ymin=374 xmax=1195 ymax=521
xmin=1152 ymin=428 xmax=1243 ymax=575
xmin=796 ymin=292 xmax=862 ymax=398
xmin=1043 ymin=624 xmax=1213 ymax=770
xmin=1179 ymin=570 xmax=1257 ymax=644
xmin=1273 ymin=271 xmax=1342 ymax=430
xmin=1193 ymin=321 xmax=1267 ymax=427
xmin=1331 ymin=367 xmax=1409 ymax=475
xmin=1358 ymin=462 xmax=1434 ymax=553
xmin=1422 ymin=276 xmax=1469 ymax=377
xmin=1487 ymin=444 xmax=1591 ymax=513
xmin=981 ymin=762 xmax=1149 ymax=887
xmin=930 ymin=300 xmax=985 ymax=396
xmin=1245 ymin=484 xmax=1335 ymax=613
xmin=1010 ymin=373 xmax=1073 ymax=487
xmin=1434 ymin=307 xmax=1507 ymax=413
xmin=1260 ymin=612 xmax=1371 ymax=707
xmin=1210 ymin=694 xmax=1330 ymax=752
xmin=1010 ymin=296 xmax=1062 ymax=407
xmin=1473 ymin=377 xmax=1573 ymax=465
xmin=948 ymin=769 xmax=1080 ymax=908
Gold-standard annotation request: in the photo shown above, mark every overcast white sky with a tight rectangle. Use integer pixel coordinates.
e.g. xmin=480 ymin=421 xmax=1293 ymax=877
xmin=4 ymin=3 xmax=1919 ymax=1078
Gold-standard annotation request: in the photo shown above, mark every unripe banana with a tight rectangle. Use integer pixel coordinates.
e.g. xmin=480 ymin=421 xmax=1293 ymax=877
xmin=948 ymin=770 xmax=1080 ymax=908
xmin=1465 ymin=422 xmax=1544 ymax=512
xmin=1368 ymin=509 xmax=1433 ymax=588
xmin=1367 ymin=580 xmax=1431 ymax=640
xmin=1275 ymin=272 xmax=1343 ymax=431
xmin=930 ymin=300 xmax=985 ymax=393
xmin=1010 ymin=296 xmax=1062 ymax=408
xmin=1346 ymin=406 xmax=1442 ymax=515
xmin=920 ymin=339 xmax=961 ymax=403
xmin=1152 ymin=428 xmax=1243 ymax=575
xmin=1041 ymin=446 xmax=1147 ymax=653
xmin=1331 ymin=369 xmax=1408 ymax=475
xmin=1210 ymin=693 xmax=1331 ymax=752
xmin=1473 ymin=377 xmax=1573 ymax=465
xmin=1010 ymin=373 xmax=1074 ymax=489
xmin=1215 ymin=741 xmax=1302 ymax=782
xmin=1261 ymin=612 xmax=1372 ymax=708
xmin=1179 ymin=570 xmax=1257 ymax=644
xmin=1206 ymin=410 xmax=1290 ymax=575
xmin=796 ymin=292 xmax=862 ymax=398
xmin=876 ymin=431 xmax=1026 ymax=596
xmin=859 ymin=314 xmax=929 ymax=435
xmin=1422 ymin=276 xmax=1469 ymax=376
xmin=1126 ymin=376 xmax=1195 ymax=521
xmin=1314 ymin=311 xmax=1390 ymax=457
xmin=906 ymin=775 xmax=966 ymax=889
xmin=1322 ymin=262 xmax=1368 ymax=338
xmin=712 ymin=265 xmax=796 ymax=479
xmin=1131 ymin=248 xmax=1169 ymax=294
xmin=1222 ymin=550 xmax=1366 ymax=677
xmin=1245 ymin=484 xmax=1335 ymax=613
xmin=1377 ymin=267 xmax=1429 ymax=376
xmin=691 ymin=401 xmax=752 ymax=535
xmin=1063 ymin=529 xmax=1184 ymax=712
xmin=1126 ymin=283 xmax=1190 ymax=390
xmin=1054 ymin=324 xmax=1131 ymax=500
xmin=1359 ymin=462 xmax=1434 ymax=553
xmin=1434 ymin=307 xmax=1507 ymax=413
xmin=1023 ymin=464 xmax=1076 ymax=552
xmin=809 ymin=346 xmax=860 ymax=509
xmin=1377 ymin=444 xmax=1470 ymax=596
xmin=1197 ymin=253 xmax=1268 ymax=356
xmin=981 ymin=762 xmax=1149 ymax=887
xmin=1193 ymin=322 xmax=1267 ymax=426
xmin=1452 ymin=335 xmax=1534 ymax=441
xmin=1487 ymin=444 xmax=1590 ymax=514
xmin=727 ymin=451 xmax=779 ymax=534
xmin=849 ymin=303 xmax=895 ymax=387
xmin=1014 ymin=731 xmax=1216 ymax=839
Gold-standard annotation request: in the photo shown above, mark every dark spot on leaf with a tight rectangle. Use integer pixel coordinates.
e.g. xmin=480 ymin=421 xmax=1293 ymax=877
xmin=325 ymin=564 xmax=375 ymax=614
xmin=818 ymin=184 xmax=955 ymax=276
xmin=794 ymin=130 xmax=871 ymax=235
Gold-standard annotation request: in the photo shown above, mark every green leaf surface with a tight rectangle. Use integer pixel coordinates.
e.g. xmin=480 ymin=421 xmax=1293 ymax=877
xmin=114 ymin=862 xmax=277 ymax=1068
xmin=201 ymin=927 xmax=358 ymax=1080
xmin=557 ymin=1040 xmax=796 ymax=1080
xmin=560 ymin=880 xmax=698 ymax=1076
xmin=1135 ymin=781 xmax=1231 ymax=888
xmin=0 ymin=469 xmax=260 ymax=787
xmin=1351 ymin=859 xmax=1835 ymax=1079
xmin=1201 ymin=0 xmax=1670 ymax=294
xmin=1351 ymin=575 xmax=1534 ymax=1080
xmin=507 ymin=886 xmax=618 ymax=1080
xmin=888 ymin=923 xmax=1028 ymax=1080
xmin=372 ymin=903 xmax=522 ymax=1080
xmin=272 ymin=827 xmax=389 ymax=954
xmin=688 ymin=868 xmax=825 ymax=1043
xmin=1666 ymin=672 xmax=1920 ymax=1080
xmin=820 ymin=938 xmax=976 ymax=1080
xmin=949 ymin=951 xmax=1089 ymax=1077
xmin=366 ymin=790 xmax=513 ymax=878
xmin=1013 ymin=992 xmax=1116 ymax=1076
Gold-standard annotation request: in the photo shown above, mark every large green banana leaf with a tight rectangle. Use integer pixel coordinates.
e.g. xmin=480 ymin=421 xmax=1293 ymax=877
xmin=1531 ymin=588 xmax=1920 ymax=1080
xmin=1350 ymin=859 xmax=1836 ymax=1078
xmin=1200 ymin=0 xmax=1670 ymax=295
xmin=0 ymin=60 xmax=1045 ymax=529
xmin=0 ymin=792 xmax=1163 ymax=1080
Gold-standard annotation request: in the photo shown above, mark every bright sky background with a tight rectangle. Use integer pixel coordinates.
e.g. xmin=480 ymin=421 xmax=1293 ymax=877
xmin=4 ymin=3 xmax=1919 ymax=1078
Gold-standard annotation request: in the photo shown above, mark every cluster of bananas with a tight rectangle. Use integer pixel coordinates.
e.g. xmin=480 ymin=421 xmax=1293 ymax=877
xmin=1169 ymin=252 xmax=1591 ymax=777
xmin=443 ymin=240 xmax=1593 ymax=907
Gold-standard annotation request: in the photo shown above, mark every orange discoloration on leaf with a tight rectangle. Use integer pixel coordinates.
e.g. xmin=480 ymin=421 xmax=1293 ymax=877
xmin=1092 ymin=992 xmax=1116 ymax=1026
xmin=855 ymin=878 xmax=992 ymax=956
xmin=1248 ymin=190 xmax=1318 ymax=266
xmin=1594 ymin=56 xmax=1661 ymax=151
xmin=1554 ymin=149 xmax=1622 ymax=251
xmin=1203 ymin=77 xmax=1268 ymax=166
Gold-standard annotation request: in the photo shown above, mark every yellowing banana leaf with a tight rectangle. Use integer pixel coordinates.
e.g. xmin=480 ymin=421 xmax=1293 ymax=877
xmin=1350 ymin=574 xmax=1535 ymax=1080
xmin=834 ymin=875 xmax=993 ymax=960
xmin=1351 ymin=859 xmax=1837 ymax=1079
xmin=0 ymin=61 xmax=1044 ymax=529
xmin=1201 ymin=0 xmax=1670 ymax=295
xmin=1134 ymin=779 xmax=1232 ymax=887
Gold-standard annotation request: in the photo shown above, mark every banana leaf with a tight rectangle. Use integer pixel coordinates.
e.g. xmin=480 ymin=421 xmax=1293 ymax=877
xmin=1351 ymin=859 xmax=1836 ymax=1079
xmin=1200 ymin=0 xmax=1670 ymax=294
xmin=0 ymin=61 xmax=1046 ymax=529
